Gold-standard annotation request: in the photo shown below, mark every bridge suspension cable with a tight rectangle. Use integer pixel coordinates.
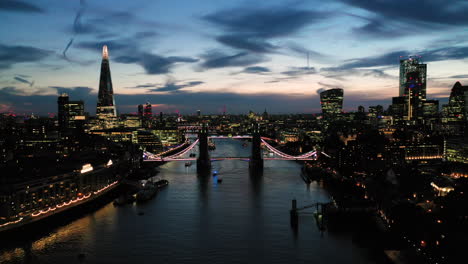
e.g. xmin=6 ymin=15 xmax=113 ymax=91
xmin=144 ymin=139 xmax=199 ymax=161
xmin=260 ymin=139 xmax=317 ymax=159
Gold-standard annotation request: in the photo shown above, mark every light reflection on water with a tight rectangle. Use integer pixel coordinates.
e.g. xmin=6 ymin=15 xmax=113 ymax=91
xmin=0 ymin=139 xmax=373 ymax=264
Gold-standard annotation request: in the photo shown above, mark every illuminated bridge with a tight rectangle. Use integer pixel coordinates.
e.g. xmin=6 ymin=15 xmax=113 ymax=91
xmin=143 ymin=126 xmax=319 ymax=168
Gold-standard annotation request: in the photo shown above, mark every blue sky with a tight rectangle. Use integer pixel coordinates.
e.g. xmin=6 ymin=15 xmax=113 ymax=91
xmin=1 ymin=0 xmax=468 ymax=115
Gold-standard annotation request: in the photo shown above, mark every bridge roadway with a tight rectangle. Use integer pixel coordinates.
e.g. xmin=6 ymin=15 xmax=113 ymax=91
xmin=157 ymin=157 xmax=316 ymax=161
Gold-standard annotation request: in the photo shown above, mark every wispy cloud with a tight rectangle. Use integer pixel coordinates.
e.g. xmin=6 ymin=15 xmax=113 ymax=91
xmin=199 ymin=50 xmax=266 ymax=69
xmin=0 ymin=0 xmax=44 ymax=13
xmin=0 ymin=44 xmax=52 ymax=70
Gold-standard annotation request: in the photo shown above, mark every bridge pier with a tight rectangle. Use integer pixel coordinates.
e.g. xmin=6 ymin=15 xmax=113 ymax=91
xmin=249 ymin=123 xmax=263 ymax=170
xmin=197 ymin=124 xmax=211 ymax=171
xmin=290 ymin=199 xmax=298 ymax=228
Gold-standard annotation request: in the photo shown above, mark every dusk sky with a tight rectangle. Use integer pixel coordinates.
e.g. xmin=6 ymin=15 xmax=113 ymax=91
xmin=1 ymin=0 xmax=468 ymax=115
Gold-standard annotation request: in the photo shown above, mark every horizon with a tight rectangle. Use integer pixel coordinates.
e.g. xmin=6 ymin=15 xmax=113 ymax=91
xmin=1 ymin=0 xmax=467 ymax=115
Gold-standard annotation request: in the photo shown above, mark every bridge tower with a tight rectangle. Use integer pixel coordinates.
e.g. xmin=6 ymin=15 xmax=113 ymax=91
xmin=197 ymin=124 xmax=211 ymax=170
xmin=249 ymin=123 xmax=263 ymax=169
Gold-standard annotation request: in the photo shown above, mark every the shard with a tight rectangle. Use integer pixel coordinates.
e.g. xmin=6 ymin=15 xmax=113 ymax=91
xmin=96 ymin=45 xmax=117 ymax=117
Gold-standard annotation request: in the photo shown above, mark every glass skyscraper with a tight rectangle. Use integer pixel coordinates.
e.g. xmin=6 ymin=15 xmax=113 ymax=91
xmin=96 ymin=45 xmax=117 ymax=118
xmin=320 ymin=88 xmax=343 ymax=120
xmin=399 ymin=56 xmax=427 ymax=99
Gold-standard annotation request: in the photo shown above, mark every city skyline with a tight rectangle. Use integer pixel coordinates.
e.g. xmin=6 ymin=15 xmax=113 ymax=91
xmin=2 ymin=0 xmax=468 ymax=114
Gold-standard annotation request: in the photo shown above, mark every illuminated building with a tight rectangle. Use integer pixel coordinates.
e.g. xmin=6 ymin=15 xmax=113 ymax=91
xmin=442 ymin=81 xmax=468 ymax=122
xmin=320 ymin=88 xmax=343 ymax=121
xmin=279 ymin=130 xmax=300 ymax=143
xmin=143 ymin=102 xmax=152 ymax=128
xmin=0 ymin=156 xmax=134 ymax=232
xmin=399 ymin=56 xmax=426 ymax=99
xmin=89 ymin=128 xmax=134 ymax=143
xmin=390 ymin=56 xmax=428 ymax=123
xmin=57 ymin=93 xmax=85 ymax=131
xmin=121 ymin=115 xmax=141 ymax=128
xmin=96 ymin=45 xmax=118 ymax=129
xmin=144 ymin=102 xmax=152 ymax=118
xmin=150 ymin=128 xmax=182 ymax=146
xmin=138 ymin=104 xmax=144 ymax=118
xmin=444 ymin=137 xmax=468 ymax=164
xmin=132 ymin=130 xmax=163 ymax=153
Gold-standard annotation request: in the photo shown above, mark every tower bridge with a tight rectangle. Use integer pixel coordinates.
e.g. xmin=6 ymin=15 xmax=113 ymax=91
xmin=143 ymin=124 xmax=318 ymax=170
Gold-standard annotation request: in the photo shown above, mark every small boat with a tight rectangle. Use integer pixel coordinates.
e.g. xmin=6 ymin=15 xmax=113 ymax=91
xmin=185 ymin=161 xmax=192 ymax=167
xmin=208 ymin=141 xmax=216 ymax=150
xmin=217 ymin=178 xmax=223 ymax=183
xmin=155 ymin=179 xmax=169 ymax=188
xmin=136 ymin=181 xmax=158 ymax=202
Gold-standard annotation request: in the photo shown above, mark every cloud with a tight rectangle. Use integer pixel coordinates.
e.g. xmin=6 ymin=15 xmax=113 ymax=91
xmin=78 ymin=37 xmax=197 ymax=75
xmin=286 ymin=42 xmax=329 ymax=62
xmin=49 ymin=86 xmax=95 ymax=99
xmin=76 ymin=39 xmax=133 ymax=53
xmin=216 ymin=35 xmax=277 ymax=53
xmin=0 ymin=0 xmax=44 ymax=13
xmin=341 ymin=0 xmax=468 ymax=27
xmin=447 ymin=74 xmax=468 ymax=79
xmin=320 ymin=67 xmax=396 ymax=80
xmin=203 ymin=6 xmax=327 ymax=38
xmin=349 ymin=14 xmax=416 ymax=38
xmin=199 ymin=50 xmax=266 ymax=69
xmin=14 ymin=76 xmax=34 ymax=87
xmin=323 ymin=46 xmax=468 ymax=72
xmin=127 ymin=83 xmax=158 ymax=89
xmin=0 ymin=44 xmax=52 ymax=70
xmin=281 ymin=66 xmax=316 ymax=77
xmin=137 ymin=54 xmax=198 ymax=75
xmin=203 ymin=6 xmax=328 ymax=54
xmin=318 ymin=82 xmax=343 ymax=89
xmin=241 ymin=66 xmax=271 ymax=74
xmin=148 ymin=80 xmax=204 ymax=93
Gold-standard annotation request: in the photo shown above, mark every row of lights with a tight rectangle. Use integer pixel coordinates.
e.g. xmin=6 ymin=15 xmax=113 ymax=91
xmin=0 ymin=181 xmax=119 ymax=229
xmin=261 ymin=139 xmax=317 ymax=159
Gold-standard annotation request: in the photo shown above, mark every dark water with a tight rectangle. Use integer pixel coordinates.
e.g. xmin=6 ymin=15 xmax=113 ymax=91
xmin=0 ymin=139 xmax=374 ymax=264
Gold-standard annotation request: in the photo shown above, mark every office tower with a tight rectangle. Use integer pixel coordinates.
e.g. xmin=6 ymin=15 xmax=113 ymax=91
xmin=399 ymin=56 xmax=427 ymax=99
xmin=96 ymin=45 xmax=117 ymax=118
xmin=443 ymin=81 xmax=468 ymax=122
xmin=58 ymin=93 xmax=69 ymax=130
xmin=320 ymin=88 xmax=343 ymax=121
xmin=57 ymin=93 xmax=85 ymax=131
xmin=197 ymin=110 xmax=201 ymax=117
xmin=391 ymin=56 xmax=427 ymax=122
xmin=144 ymin=102 xmax=152 ymax=118
xmin=138 ymin=104 xmax=144 ymax=117
xmin=142 ymin=102 xmax=152 ymax=128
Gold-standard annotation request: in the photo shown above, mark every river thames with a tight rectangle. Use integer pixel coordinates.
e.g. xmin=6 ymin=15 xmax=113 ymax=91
xmin=0 ymin=139 xmax=374 ymax=263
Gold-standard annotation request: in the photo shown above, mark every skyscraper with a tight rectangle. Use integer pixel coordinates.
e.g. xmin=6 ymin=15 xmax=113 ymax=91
xmin=138 ymin=104 xmax=144 ymax=118
xmin=57 ymin=93 xmax=85 ymax=131
xmin=443 ymin=81 xmax=468 ymax=122
xmin=143 ymin=102 xmax=152 ymax=128
xmin=144 ymin=102 xmax=152 ymax=118
xmin=399 ymin=56 xmax=426 ymax=99
xmin=320 ymin=88 xmax=343 ymax=121
xmin=96 ymin=45 xmax=117 ymax=118
xmin=391 ymin=56 xmax=428 ymax=122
